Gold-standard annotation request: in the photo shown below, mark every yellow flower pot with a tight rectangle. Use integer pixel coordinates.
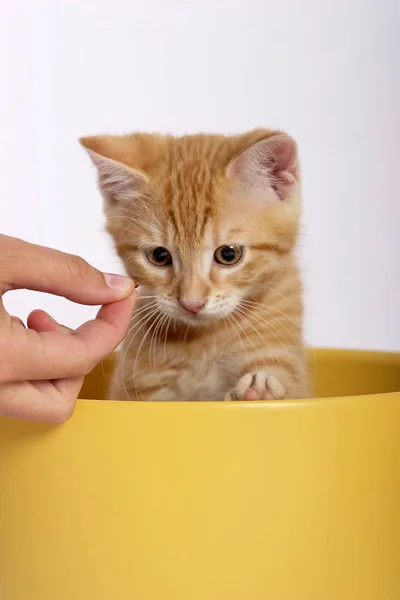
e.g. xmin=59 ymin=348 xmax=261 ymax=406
xmin=1 ymin=349 xmax=399 ymax=600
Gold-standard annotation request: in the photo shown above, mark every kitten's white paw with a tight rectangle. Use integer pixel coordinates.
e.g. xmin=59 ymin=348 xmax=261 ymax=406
xmin=224 ymin=372 xmax=286 ymax=401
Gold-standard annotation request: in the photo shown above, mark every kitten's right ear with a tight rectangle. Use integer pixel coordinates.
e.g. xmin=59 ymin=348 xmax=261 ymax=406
xmin=80 ymin=137 xmax=148 ymax=204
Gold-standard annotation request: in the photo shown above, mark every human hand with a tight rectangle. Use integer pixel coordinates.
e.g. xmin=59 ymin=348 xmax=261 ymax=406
xmin=0 ymin=235 xmax=137 ymax=423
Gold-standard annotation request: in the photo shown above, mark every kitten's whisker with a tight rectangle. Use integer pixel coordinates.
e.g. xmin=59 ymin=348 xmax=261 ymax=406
xmin=234 ymin=306 xmax=292 ymax=377
xmin=127 ymin=303 xmax=158 ymax=333
xmin=124 ymin=311 xmax=159 ymax=399
xmin=149 ymin=312 xmax=166 ymax=389
xmin=248 ymin=285 xmax=298 ymax=311
xmin=120 ymin=307 xmax=159 ymax=400
xmin=242 ymin=299 xmax=302 ymax=331
xmin=132 ymin=311 xmax=163 ymax=400
xmin=153 ymin=313 xmax=168 ymax=369
xmin=124 ymin=307 xmax=159 ymax=353
xmin=158 ymin=312 xmax=170 ymax=360
xmin=232 ymin=308 xmax=280 ymax=375
xmin=239 ymin=303 xmax=301 ymax=349
xmin=130 ymin=301 xmax=157 ymax=315
xmin=182 ymin=322 xmax=191 ymax=344
xmin=227 ymin=313 xmax=251 ymax=372
xmin=163 ymin=315 xmax=171 ymax=362
xmin=260 ymin=268 xmax=308 ymax=374
xmin=239 ymin=301 xmax=304 ymax=380
xmin=126 ymin=314 xmax=159 ymax=348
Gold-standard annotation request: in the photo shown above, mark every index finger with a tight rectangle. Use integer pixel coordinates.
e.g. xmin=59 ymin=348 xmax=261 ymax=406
xmin=0 ymin=293 xmax=136 ymax=382
xmin=0 ymin=234 xmax=134 ymax=303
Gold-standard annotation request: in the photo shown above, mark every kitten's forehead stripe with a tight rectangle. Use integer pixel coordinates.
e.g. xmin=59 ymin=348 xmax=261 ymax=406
xmin=164 ymin=153 xmax=217 ymax=246
xmin=167 ymin=209 xmax=179 ymax=238
xmin=199 ymin=206 xmax=212 ymax=239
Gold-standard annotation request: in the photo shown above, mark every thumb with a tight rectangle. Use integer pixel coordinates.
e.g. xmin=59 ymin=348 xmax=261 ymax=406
xmin=27 ymin=309 xmax=73 ymax=334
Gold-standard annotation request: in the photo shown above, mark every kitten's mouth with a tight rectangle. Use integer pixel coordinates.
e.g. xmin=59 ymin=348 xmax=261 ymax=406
xmin=174 ymin=305 xmax=234 ymax=327
xmin=176 ymin=309 xmax=212 ymax=325
xmin=167 ymin=304 xmax=224 ymax=326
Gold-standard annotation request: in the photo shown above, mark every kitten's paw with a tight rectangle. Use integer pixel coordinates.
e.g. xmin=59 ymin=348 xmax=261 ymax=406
xmin=224 ymin=372 xmax=286 ymax=401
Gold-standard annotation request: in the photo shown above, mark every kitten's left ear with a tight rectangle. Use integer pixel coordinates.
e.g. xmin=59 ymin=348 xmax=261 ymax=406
xmin=226 ymin=133 xmax=299 ymax=201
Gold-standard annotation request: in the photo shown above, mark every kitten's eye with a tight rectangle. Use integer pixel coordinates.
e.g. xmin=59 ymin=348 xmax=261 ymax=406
xmin=146 ymin=247 xmax=172 ymax=266
xmin=214 ymin=245 xmax=244 ymax=266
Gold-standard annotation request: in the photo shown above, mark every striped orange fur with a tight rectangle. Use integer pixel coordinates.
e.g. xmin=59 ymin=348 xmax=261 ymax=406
xmin=81 ymin=129 xmax=310 ymax=401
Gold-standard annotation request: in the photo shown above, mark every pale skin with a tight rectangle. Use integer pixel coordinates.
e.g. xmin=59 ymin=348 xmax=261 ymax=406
xmin=0 ymin=234 xmax=137 ymax=423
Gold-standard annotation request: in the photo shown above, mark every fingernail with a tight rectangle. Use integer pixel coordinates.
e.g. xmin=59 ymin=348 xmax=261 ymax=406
xmin=103 ymin=273 xmax=134 ymax=291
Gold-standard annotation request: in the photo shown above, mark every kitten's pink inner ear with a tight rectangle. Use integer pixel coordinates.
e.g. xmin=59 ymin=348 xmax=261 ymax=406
xmin=226 ymin=133 xmax=299 ymax=201
xmin=83 ymin=148 xmax=147 ymax=203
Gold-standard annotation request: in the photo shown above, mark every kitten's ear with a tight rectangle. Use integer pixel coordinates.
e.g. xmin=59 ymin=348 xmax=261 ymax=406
xmin=80 ymin=137 xmax=148 ymax=204
xmin=226 ymin=133 xmax=299 ymax=201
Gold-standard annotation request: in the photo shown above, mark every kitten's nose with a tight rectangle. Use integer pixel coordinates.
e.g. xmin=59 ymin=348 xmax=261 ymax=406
xmin=179 ymin=298 xmax=206 ymax=314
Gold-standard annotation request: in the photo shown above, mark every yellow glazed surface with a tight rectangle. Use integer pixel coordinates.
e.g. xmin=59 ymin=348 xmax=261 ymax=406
xmin=0 ymin=349 xmax=399 ymax=600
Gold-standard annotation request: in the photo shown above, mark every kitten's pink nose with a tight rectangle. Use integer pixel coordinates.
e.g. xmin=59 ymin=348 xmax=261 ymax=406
xmin=179 ymin=298 xmax=207 ymax=314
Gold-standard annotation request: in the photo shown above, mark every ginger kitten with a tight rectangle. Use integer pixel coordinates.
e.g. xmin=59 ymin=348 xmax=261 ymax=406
xmin=81 ymin=129 xmax=310 ymax=401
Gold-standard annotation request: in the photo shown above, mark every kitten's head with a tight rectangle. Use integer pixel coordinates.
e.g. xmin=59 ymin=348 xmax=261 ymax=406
xmin=81 ymin=130 xmax=301 ymax=326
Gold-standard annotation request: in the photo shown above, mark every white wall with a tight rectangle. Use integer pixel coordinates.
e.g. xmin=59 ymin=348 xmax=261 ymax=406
xmin=1 ymin=0 xmax=399 ymax=351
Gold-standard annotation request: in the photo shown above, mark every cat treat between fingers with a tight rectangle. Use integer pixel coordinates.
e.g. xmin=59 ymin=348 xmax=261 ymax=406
xmin=81 ymin=129 xmax=310 ymax=401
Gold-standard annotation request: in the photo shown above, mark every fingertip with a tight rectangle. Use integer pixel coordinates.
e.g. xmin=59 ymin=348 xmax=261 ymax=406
xmin=27 ymin=309 xmax=51 ymax=330
xmin=27 ymin=310 xmax=72 ymax=334
xmin=103 ymin=273 xmax=136 ymax=298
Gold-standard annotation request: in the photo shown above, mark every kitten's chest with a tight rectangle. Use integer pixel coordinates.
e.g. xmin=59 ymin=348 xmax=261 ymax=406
xmin=151 ymin=345 xmax=237 ymax=402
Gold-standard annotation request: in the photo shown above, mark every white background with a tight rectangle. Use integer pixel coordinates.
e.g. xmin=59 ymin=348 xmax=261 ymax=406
xmin=1 ymin=0 xmax=399 ymax=351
